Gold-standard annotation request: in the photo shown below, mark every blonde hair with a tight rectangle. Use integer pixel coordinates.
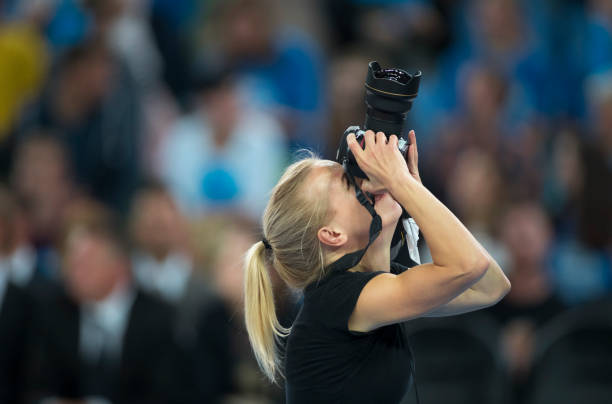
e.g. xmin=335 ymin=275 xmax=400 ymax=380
xmin=244 ymin=156 xmax=331 ymax=383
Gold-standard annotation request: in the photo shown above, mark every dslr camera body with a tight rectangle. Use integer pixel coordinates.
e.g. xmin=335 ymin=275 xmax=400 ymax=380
xmin=336 ymin=61 xmax=421 ymax=179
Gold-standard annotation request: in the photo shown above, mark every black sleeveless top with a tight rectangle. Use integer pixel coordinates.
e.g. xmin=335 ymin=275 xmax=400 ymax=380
xmin=284 ymin=263 xmax=415 ymax=404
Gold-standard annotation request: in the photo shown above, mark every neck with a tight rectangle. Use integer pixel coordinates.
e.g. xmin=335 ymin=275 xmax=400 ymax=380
xmin=353 ymin=224 xmax=395 ymax=273
xmin=358 ymin=243 xmax=391 ymax=272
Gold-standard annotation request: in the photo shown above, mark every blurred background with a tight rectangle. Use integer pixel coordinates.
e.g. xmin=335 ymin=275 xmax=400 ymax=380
xmin=0 ymin=0 xmax=611 ymax=403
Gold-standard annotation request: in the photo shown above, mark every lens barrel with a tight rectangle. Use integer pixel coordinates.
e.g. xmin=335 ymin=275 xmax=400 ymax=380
xmin=364 ymin=61 xmax=421 ymax=136
xmin=336 ymin=61 xmax=421 ymax=180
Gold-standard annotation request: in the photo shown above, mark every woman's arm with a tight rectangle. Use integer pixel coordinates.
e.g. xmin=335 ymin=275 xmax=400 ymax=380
xmin=395 ymin=129 xmax=510 ymax=318
xmin=346 ymin=131 xmax=493 ymax=332
xmin=403 ymin=129 xmax=511 ymax=317
xmin=422 ymin=255 xmax=510 ymax=317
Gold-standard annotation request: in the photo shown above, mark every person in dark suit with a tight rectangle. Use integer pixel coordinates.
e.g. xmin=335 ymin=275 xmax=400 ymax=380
xmin=0 ymin=275 xmax=32 ymax=404
xmin=26 ymin=198 xmax=179 ymax=404
xmin=0 ymin=186 xmax=40 ymax=404
xmin=129 ymin=183 xmax=233 ymax=404
xmin=16 ymin=38 xmax=142 ymax=213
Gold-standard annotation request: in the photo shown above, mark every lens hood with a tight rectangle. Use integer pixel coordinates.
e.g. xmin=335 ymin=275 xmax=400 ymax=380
xmin=366 ymin=61 xmax=420 ymax=100
xmin=364 ymin=61 xmax=421 ymax=136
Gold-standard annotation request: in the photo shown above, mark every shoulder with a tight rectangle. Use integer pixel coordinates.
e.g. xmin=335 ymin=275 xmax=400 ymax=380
xmin=303 ymin=270 xmax=385 ymax=332
xmin=307 ymin=269 xmax=383 ymax=296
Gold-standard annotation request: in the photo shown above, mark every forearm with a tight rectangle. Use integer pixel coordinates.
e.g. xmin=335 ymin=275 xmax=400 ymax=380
xmin=390 ymin=174 xmax=488 ymax=273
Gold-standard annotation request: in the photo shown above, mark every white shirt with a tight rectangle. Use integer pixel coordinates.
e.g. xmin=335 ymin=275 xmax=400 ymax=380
xmin=9 ymin=245 xmax=36 ymax=287
xmin=79 ymin=283 xmax=136 ymax=364
xmin=132 ymin=252 xmax=192 ymax=303
xmin=159 ymin=108 xmax=287 ymax=220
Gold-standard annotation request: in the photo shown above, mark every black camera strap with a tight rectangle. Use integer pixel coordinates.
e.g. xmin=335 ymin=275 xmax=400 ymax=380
xmin=324 ymin=166 xmax=382 ymax=275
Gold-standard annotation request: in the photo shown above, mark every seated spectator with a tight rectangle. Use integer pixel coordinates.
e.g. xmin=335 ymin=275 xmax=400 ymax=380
xmin=0 ymin=186 xmax=41 ymax=404
xmin=157 ymin=68 xmax=287 ymax=220
xmin=192 ymin=214 xmax=296 ymax=402
xmin=487 ymin=201 xmax=565 ymax=404
xmin=437 ymin=0 xmax=552 ymax=118
xmin=129 ymin=184 xmax=233 ymax=403
xmin=446 ymin=148 xmax=509 ymax=270
xmin=84 ymin=0 xmax=163 ymax=93
xmin=17 ymin=37 xmax=141 ymax=213
xmin=208 ymin=0 xmax=327 ymax=151
xmin=0 ymin=183 xmax=53 ymax=291
xmin=10 ymin=132 xmax=76 ymax=278
xmin=26 ymin=198 xmax=180 ymax=404
xmin=426 ymin=61 xmax=544 ymax=201
xmin=543 ymin=105 xmax=612 ymax=305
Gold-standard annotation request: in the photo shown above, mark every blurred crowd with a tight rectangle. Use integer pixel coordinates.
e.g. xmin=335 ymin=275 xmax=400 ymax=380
xmin=0 ymin=0 xmax=611 ymax=403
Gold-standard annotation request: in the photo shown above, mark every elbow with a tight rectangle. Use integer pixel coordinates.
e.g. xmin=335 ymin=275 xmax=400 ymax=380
xmin=491 ymin=271 xmax=511 ymax=304
xmin=500 ymin=275 xmax=512 ymax=297
xmin=492 ymin=259 xmax=512 ymax=299
xmin=462 ymin=253 xmax=490 ymax=282
xmin=489 ymin=278 xmax=511 ymax=306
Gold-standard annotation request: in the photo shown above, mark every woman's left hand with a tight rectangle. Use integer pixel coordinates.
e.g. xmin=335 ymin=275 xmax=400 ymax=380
xmin=405 ymin=130 xmax=421 ymax=184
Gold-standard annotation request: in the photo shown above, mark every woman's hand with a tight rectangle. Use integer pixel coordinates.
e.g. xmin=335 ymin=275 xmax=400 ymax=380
xmin=347 ymin=130 xmax=414 ymax=194
xmin=405 ymin=130 xmax=421 ymax=184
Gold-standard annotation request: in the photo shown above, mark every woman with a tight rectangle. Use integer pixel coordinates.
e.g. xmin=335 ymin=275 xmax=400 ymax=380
xmin=244 ymin=130 xmax=511 ymax=403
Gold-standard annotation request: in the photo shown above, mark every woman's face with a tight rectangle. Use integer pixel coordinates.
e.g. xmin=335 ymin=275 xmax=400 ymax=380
xmin=311 ymin=161 xmax=402 ymax=250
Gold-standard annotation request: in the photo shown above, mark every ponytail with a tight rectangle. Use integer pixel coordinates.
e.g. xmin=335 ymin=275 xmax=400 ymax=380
xmin=244 ymin=240 xmax=289 ymax=383
xmin=244 ymin=156 xmax=331 ymax=383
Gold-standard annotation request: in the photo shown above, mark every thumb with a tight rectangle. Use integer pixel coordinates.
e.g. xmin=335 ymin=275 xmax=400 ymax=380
xmin=361 ymin=179 xmax=386 ymax=195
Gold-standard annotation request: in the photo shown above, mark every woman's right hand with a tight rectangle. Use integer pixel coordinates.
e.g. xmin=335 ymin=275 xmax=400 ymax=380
xmin=346 ymin=130 xmax=413 ymax=194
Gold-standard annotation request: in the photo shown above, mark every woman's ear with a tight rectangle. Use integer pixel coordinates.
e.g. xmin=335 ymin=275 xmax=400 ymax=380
xmin=317 ymin=226 xmax=348 ymax=248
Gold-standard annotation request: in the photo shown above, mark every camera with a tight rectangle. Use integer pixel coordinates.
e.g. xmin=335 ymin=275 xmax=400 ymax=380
xmin=327 ymin=62 xmax=423 ymax=271
xmin=336 ymin=61 xmax=421 ymax=179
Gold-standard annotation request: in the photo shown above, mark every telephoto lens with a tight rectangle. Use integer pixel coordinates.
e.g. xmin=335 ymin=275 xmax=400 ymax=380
xmin=336 ymin=61 xmax=421 ymax=180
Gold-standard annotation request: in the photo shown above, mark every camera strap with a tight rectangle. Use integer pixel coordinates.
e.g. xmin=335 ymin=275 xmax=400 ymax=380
xmin=324 ymin=166 xmax=382 ymax=275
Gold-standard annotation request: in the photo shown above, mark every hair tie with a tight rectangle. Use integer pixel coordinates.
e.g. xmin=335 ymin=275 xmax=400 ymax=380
xmin=262 ymin=238 xmax=272 ymax=250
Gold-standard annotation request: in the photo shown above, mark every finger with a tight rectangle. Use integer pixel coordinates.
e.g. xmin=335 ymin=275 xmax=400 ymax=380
xmin=409 ymin=131 xmax=418 ymax=166
xmin=364 ymin=130 xmax=376 ymax=148
xmin=347 ymin=132 xmax=358 ymax=152
xmin=388 ymin=134 xmax=399 ymax=148
xmin=375 ymin=131 xmax=386 ymax=144
xmin=409 ymin=144 xmax=417 ymax=172
xmin=409 ymin=130 xmax=418 ymax=157
xmin=347 ymin=133 xmax=365 ymax=162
